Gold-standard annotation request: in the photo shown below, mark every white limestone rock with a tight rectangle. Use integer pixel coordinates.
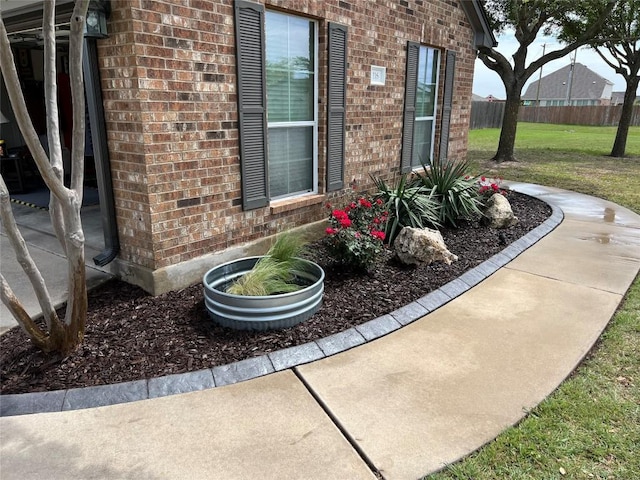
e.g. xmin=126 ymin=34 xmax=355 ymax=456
xmin=393 ymin=227 xmax=458 ymax=266
xmin=483 ymin=193 xmax=519 ymax=229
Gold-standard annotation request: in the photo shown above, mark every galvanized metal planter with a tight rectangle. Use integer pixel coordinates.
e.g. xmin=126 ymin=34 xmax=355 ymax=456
xmin=203 ymin=256 xmax=325 ymax=331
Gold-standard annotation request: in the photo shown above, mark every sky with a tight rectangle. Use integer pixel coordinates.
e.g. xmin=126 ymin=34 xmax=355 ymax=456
xmin=472 ymin=31 xmax=638 ymax=99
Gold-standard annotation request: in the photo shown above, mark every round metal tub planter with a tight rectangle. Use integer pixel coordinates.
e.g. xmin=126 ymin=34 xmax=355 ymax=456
xmin=203 ymin=256 xmax=325 ymax=331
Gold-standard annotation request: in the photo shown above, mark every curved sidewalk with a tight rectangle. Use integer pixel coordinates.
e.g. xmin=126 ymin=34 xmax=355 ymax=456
xmin=1 ymin=183 xmax=639 ymax=480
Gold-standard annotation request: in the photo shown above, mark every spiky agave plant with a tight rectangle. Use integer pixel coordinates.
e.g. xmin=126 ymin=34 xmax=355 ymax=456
xmin=227 ymin=232 xmax=309 ymax=296
xmin=371 ymin=173 xmax=440 ymax=244
xmin=414 ymin=159 xmax=483 ymax=227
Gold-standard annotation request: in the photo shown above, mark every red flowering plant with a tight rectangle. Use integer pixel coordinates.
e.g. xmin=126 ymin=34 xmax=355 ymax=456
xmin=324 ymin=196 xmax=388 ymax=270
xmin=475 ymin=175 xmax=507 ymax=205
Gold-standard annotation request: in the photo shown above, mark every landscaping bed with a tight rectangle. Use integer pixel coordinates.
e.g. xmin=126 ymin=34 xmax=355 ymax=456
xmin=0 ymin=190 xmax=551 ymax=394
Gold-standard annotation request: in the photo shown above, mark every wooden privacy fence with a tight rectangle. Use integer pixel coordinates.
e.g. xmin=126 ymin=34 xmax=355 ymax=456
xmin=518 ymin=105 xmax=640 ymax=126
xmin=470 ymin=101 xmax=505 ymax=129
xmin=470 ymin=102 xmax=640 ymax=129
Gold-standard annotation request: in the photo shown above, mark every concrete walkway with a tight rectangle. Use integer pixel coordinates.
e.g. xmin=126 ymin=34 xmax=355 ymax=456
xmin=1 ymin=184 xmax=639 ymax=480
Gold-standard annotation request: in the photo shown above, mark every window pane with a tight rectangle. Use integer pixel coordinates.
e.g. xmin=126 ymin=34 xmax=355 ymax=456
xmin=268 ymin=126 xmax=313 ymax=197
xmin=416 ymin=47 xmax=438 ymax=118
xmin=412 ymin=46 xmax=439 ymax=168
xmin=266 ymin=12 xmax=314 ymax=122
xmin=412 ymin=119 xmax=433 ymax=167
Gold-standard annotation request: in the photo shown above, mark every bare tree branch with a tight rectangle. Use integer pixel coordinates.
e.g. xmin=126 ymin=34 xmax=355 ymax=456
xmin=61 ymin=0 xmax=89 ymax=333
xmin=477 ymin=47 xmax=515 ymax=83
xmin=0 ymin=275 xmax=49 ymax=352
xmin=43 ymin=1 xmax=63 ymax=179
xmin=43 ymin=0 xmax=69 ymax=255
xmin=0 ymin=177 xmax=57 ymax=337
xmin=597 ymin=48 xmax=626 ymax=74
xmin=69 ymin=1 xmax=88 ymax=196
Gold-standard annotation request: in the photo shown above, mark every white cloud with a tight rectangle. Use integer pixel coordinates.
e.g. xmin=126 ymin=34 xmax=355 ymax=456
xmin=473 ymin=31 xmax=638 ymax=99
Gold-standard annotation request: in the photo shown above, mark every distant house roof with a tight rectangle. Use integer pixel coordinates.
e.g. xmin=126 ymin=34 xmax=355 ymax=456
xmin=523 ymin=63 xmax=614 ymax=101
xmin=611 ymin=91 xmax=624 ymax=104
xmin=610 ymin=91 xmax=627 ymax=105
xmin=611 ymin=91 xmax=640 ymax=105
xmin=471 ymin=93 xmax=504 ymax=102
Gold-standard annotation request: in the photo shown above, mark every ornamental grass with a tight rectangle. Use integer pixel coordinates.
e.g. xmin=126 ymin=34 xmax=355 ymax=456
xmin=226 ymin=232 xmax=309 ymax=296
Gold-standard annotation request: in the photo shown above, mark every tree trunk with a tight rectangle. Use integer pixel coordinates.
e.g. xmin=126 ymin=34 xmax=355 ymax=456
xmin=610 ymin=77 xmax=640 ymax=158
xmin=1 ymin=163 xmax=86 ymax=356
xmin=492 ymin=87 xmax=523 ymax=163
xmin=0 ymin=1 xmax=90 ymax=356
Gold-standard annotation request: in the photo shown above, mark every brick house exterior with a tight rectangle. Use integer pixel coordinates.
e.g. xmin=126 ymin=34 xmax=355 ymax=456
xmin=3 ymin=0 xmax=494 ymax=294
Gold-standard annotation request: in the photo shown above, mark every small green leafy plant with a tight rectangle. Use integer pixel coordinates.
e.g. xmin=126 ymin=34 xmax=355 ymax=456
xmin=414 ymin=159 xmax=483 ymax=227
xmin=324 ymin=196 xmax=387 ymax=270
xmin=227 ymin=232 xmax=308 ymax=296
xmin=371 ymin=173 xmax=440 ymax=243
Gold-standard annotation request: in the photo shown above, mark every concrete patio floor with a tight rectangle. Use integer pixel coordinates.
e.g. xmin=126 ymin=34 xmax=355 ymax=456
xmin=1 ymin=183 xmax=639 ymax=480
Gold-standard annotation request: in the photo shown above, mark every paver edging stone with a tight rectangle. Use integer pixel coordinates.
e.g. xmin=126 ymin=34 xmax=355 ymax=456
xmin=0 ymin=192 xmax=563 ymax=417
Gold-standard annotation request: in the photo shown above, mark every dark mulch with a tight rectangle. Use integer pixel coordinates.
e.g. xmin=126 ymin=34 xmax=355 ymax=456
xmin=0 ymin=191 xmax=551 ymax=395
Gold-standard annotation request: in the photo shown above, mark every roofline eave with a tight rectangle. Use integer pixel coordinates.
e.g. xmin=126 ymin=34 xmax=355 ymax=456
xmin=461 ymin=0 xmax=498 ymax=49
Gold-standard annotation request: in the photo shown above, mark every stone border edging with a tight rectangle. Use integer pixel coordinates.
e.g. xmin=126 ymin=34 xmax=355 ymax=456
xmin=0 ymin=196 xmax=564 ymax=417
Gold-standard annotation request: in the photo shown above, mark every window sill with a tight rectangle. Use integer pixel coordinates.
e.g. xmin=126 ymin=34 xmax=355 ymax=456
xmin=270 ymin=194 xmax=326 ymax=215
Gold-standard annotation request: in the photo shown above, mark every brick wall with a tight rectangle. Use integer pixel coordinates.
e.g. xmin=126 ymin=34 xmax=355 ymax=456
xmin=98 ymin=0 xmax=476 ymax=278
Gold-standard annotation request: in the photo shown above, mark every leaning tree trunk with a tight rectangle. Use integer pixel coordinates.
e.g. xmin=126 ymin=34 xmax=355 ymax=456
xmin=0 ymin=1 xmax=89 ymax=355
xmin=0 ymin=178 xmax=85 ymax=354
xmin=492 ymin=86 xmax=524 ymax=163
xmin=610 ymin=76 xmax=640 ymax=158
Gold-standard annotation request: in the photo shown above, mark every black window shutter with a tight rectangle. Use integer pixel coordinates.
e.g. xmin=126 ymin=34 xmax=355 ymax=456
xmin=401 ymin=42 xmax=420 ymax=173
xmin=439 ymin=50 xmax=456 ymax=162
xmin=234 ymin=0 xmax=269 ymax=210
xmin=327 ymin=23 xmax=347 ymax=192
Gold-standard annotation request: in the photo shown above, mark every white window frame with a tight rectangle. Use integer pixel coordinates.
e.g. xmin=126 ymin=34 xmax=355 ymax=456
xmin=265 ymin=11 xmax=318 ymax=201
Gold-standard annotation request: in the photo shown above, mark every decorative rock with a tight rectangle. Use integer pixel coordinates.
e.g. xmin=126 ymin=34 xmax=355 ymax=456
xmin=483 ymin=193 xmax=519 ymax=228
xmin=394 ymin=227 xmax=458 ymax=266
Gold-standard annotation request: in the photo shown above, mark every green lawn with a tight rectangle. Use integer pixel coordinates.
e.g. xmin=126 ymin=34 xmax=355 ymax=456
xmin=467 ymin=123 xmax=640 ymax=213
xmin=468 ymin=123 xmax=640 ymax=158
xmin=424 ymin=124 xmax=640 ymax=480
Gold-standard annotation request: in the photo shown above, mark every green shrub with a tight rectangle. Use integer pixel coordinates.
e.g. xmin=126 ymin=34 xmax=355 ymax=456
xmin=414 ymin=159 xmax=483 ymax=227
xmin=371 ymin=173 xmax=440 ymax=243
xmin=324 ymin=196 xmax=387 ymax=270
xmin=227 ymin=232 xmax=308 ymax=296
